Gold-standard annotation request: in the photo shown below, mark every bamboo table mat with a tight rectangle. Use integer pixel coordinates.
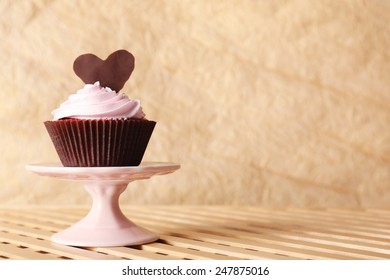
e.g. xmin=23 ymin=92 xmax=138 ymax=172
xmin=0 ymin=207 xmax=389 ymax=260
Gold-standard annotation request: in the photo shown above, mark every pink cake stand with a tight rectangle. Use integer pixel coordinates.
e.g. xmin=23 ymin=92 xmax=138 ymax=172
xmin=25 ymin=162 xmax=180 ymax=247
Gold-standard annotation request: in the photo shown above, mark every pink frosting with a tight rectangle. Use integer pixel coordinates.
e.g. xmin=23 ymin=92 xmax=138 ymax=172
xmin=52 ymin=82 xmax=145 ymax=120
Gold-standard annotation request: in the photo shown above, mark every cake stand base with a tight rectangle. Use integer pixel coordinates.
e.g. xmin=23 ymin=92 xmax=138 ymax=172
xmin=52 ymin=223 xmax=158 ymax=247
xmin=26 ymin=162 xmax=180 ymax=247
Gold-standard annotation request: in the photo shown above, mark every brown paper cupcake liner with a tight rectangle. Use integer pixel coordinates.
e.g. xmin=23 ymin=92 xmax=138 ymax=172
xmin=44 ymin=119 xmax=156 ymax=167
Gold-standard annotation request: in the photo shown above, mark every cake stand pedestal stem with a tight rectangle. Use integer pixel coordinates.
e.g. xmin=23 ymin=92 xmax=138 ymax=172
xmin=83 ymin=182 xmax=131 ymax=228
xmin=51 ymin=180 xmax=159 ymax=247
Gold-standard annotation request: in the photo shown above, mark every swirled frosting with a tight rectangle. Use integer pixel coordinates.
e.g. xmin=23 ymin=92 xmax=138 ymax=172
xmin=52 ymin=82 xmax=145 ymax=120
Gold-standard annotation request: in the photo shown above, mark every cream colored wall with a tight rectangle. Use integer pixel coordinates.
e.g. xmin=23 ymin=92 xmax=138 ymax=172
xmin=0 ymin=0 xmax=389 ymax=206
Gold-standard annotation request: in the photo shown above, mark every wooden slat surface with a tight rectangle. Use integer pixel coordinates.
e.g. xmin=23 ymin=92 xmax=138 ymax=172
xmin=0 ymin=207 xmax=389 ymax=260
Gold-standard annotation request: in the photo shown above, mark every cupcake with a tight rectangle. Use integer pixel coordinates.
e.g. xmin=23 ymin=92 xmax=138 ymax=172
xmin=45 ymin=50 xmax=156 ymax=167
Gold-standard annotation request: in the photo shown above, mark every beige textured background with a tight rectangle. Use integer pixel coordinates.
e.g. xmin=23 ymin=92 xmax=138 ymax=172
xmin=0 ymin=0 xmax=389 ymax=207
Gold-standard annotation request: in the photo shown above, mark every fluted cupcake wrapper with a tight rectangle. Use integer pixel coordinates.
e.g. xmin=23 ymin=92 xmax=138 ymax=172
xmin=44 ymin=119 xmax=156 ymax=167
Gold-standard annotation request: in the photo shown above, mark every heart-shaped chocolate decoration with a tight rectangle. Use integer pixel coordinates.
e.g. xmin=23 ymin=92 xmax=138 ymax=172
xmin=73 ymin=50 xmax=135 ymax=92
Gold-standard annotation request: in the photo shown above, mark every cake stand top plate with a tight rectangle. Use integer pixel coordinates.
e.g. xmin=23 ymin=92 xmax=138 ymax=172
xmin=26 ymin=162 xmax=180 ymax=182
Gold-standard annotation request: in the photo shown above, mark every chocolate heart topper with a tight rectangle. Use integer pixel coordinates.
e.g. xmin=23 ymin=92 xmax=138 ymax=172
xmin=73 ymin=49 xmax=135 ymax=92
